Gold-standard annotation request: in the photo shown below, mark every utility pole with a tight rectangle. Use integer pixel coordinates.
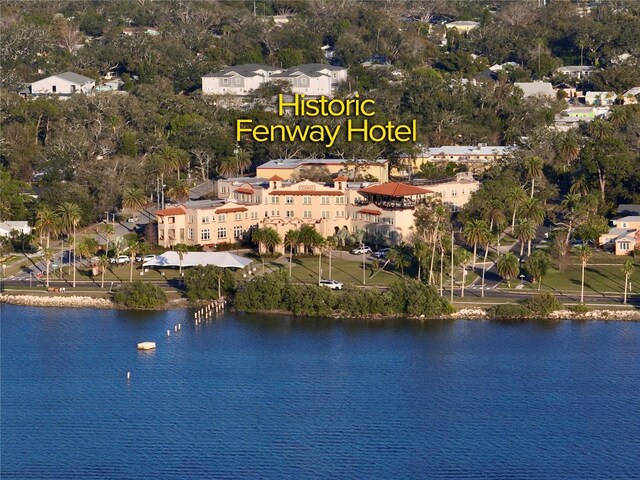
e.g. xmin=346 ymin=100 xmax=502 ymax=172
xmin=362 ymin=250 xmax=366 ymax=285
xmin=160 ymin=173 xmax=165 ymax=210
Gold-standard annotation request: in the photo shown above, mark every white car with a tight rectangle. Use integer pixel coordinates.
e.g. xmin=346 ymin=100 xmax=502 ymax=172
xmin=126 ymin=216 xmax=139 ymax=223
xmin=373 ymin=248 xmax=390 ymax=258
xmin=136 ymin=254 xmax=156 ymax=263
xmin=320 ymin=280 xmax=344 ymax=290
xmin=110 ymin=255 xmax=130 ymax=265
xmin=351 ymin=245 xmax=372 ymax=255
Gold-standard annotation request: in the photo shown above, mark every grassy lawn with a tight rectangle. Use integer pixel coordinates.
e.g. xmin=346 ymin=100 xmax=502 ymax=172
xmin=267 ymin=255 xmax=403 ymax=286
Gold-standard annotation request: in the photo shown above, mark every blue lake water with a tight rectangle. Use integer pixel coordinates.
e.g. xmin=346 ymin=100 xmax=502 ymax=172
xmin=1 ymin=304 xmax=639 ymax=479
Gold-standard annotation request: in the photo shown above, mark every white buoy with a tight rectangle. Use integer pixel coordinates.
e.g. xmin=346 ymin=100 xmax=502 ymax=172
xmin=167 ymin=329 xmax=170 ymax=336
xmin=178 ymin=323 xmax=181 ymax=331
xmin=127 ymin=371 xmax=131 ymax=380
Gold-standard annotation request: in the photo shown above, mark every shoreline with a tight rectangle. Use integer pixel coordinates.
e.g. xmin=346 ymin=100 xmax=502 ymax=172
xmin=2 ymin=294 xmax=639 ymax=321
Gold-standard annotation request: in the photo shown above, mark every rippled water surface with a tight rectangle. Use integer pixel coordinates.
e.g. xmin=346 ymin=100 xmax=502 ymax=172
xmin=1 ymin=304 xmax=639 ymax=479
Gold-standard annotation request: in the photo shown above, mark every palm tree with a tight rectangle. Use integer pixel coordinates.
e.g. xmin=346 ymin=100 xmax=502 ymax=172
xmin=556 ymin=132 xmax=581 ymax=170
xmin=218 ymin=157 xmax=237 ymax=178
xmin=608 ymin=107 xmax=629 ymax=127
xmin=104 ymin=223 xmax=115 ymax=256
xmin=575 ymin=245 xmax=592 ymax=303
xmin=514 ymin=218 xmax=537 ymax=258
xmin=234 ymin=147 xmax=252 ymax=176
xmin=505 ymin=185 xmax=528 ymax=230
xmin=480 ymin=232 xmax=495 ymax=298
xmin=76 ymin=237 xmax=98 ymax=267
xmin=264 ymin=228 xmax=282 ymax=255
xmin=497 ymin=252 xmax=520 ymax=287
xmin=457 ymin=249 xmax=471 ymax=297
xmin=122 ymin=187 xmax=146 ymax=220
xmin=158 ymin=145 xmax=190 ymax=181
xmin=35 ymin=205 xmax=59 ymax=251
xmin=521 ymin=197 xmax=545 ymax=226
xmin=481 ymin=200 xmax=505 ymax=233
xmin=389 ymin=242 xmax=411 ymax=277
xmin=57 ymin=202 xmax=82 ymax=287
xmin=42 ymin=248 xmax=53 ymax=287
xmin=299 ymin=225 xmax=321 ymax=255
xmin=35 ymin=205 xmax=60 ymax=286
xmin=463 ymin=219 xmax=490 ymax=270
xmin=175 ymin=243 xmax=189 ymax=276
xmin=523 ymin=250 xmax=552 ymax=291
xmin=588 ymin=119 xmax=613 ymax=141
xmin=524 ymin=156 xmax=544 ymax=198
xmin=284 ymin=229 xmax=301 ymax=278
xmin=622 ymin=259 xmax=634 ymax=305
xmin=97 ymin=255 xmax=109 ymax=288
xmin=167 ymin=180 xmax=190 ymax=202
xmin=412 ymin=239 xmax=428 ymax=282
xmin=127 ymin=238 xmax=142 ymax=282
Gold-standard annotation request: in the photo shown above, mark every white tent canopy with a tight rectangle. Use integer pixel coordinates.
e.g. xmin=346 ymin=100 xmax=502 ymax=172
xmin=143 ymin=251 xmax=253 ymax=269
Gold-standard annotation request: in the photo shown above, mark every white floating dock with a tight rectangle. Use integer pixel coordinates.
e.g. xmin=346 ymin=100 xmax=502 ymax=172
xmin=137 ymin=342 xmax=156 ymax=350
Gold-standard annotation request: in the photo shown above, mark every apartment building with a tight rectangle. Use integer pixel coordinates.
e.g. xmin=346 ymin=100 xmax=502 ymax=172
xmin=157 ymin=174 xmax=479 ymax=249
xmin=202 ymin=63 xmax=347 ymax=98
xmin=399 ymin=145 xmax=515 ymax=175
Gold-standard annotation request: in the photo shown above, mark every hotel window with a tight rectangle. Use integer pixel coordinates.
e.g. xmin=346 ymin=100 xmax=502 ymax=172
xmin=201 ymin=229 xmax=211 ymax=240
xmin=451 ymin=190 xmax=458 ymax=197
xmin=234 ymin=226 xmax=243 ymax=238
xmin=336 ymin=211 xmax=344 ymax=218
xmin=218 ymin=214 xmax=226 ymax=222
xmin=202 ymin=216 xmax=210 ymax=224
xmin=321 ymin=211 xmax=330 ymax=219
xmin=286 ymin=210 xmax=294 ymax=218
xmin=188 ymin=215 xmax=194 ymax=223
xmin=222 ymin=78 xmax=229 ymax=85
xmin=300 ymin=77 xmax=308 ymax=86
xmin=217 ymin=227 xmax=227 ymax=239
xmin=271 ymin=210 xmax=280 ymax=217
xmin=168 ymin=216 xmax=175 ymax=224
xmin=336 ymin=196 xmax=344 ymax=204
xmin=235 ymin=213 xmax=242 ymax=221
xmin=286 ymin=196 xmax=294 ymax=204
xmin=159 ymin=230 xmax=164 ymax=240
xmin=251 ymin=211 xmax=258 ymax=219
xmin=303 ymin=210 xmax=312 ymax=218
xmin=188 ymin=228 xmax=194 ymax=240
xmin=321 ymin=196 xmax=330 ymax=205
xmin=234 ymin=77 xmax=241 ymax=85
xmin=303 ymin=196 xmax=312 ymax=205
xmin=620 ymin=242 xmax=630 ymax=250
xmin=272 ymin=196 xmax=280 ymax=204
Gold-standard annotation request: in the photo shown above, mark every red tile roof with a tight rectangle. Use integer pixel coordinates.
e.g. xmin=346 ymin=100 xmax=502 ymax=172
xmin=234 ymin=187 xmax=255 ymax=195
xmin=269 ymin=190 xmax=344 ymax=196
xmin=358 ymin=182 xmax=432 ymax=197
xmin=269 ymin=175 xmax=284 ymax=181
xmin=357 ymin=208 xmax=382 ymax=215
xmin=334 ymin=175 xmax=348 ymax=182
xmin=156 ymin=206 xmax=187 ymax=216
xmin=215 ymin=206 xmax=248 ymax=214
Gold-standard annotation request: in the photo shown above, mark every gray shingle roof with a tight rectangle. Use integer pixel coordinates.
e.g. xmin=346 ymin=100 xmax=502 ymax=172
xmin=53 ymin=71 xmax=95 ymax=84
xmin=203 ymin=64 xmax=281 ymax=78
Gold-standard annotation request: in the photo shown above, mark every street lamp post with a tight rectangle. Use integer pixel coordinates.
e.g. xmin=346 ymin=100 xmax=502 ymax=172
xmin=520 ymin=274 xmax=525 ymax=286
xmin=234 ymin=144 xmax=240 ymax=177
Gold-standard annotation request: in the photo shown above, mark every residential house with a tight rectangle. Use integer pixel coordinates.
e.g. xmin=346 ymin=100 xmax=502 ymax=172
xmin=445 ymin=21 xmax=479 ymax=33
xmin=514 ymin=81 xmax=555 ymax=99
xmin=584 ymin=91 xmax=616 ymax=106
xmin=202 ymin=64 xmax=282 ymax=96
xmin=202 ymin=63 xmax=347 ymax=98
xmin=256 ymin=158 xmax=389 ymax=183
xmin=599 ymin=216 xmax=640 ymax=255
xmin=0 ymin=221 xmax=32 ymax=238
xmin=399 ymin=144 xmax=515 ymax=175
xmin=622 ymin=87 xmax=640 ymax=105
xmin=555 ymin=65 xmax=596 ymax=79
xmin=22 ymin=71 xmax=95 ymax=96
xmin=553 ymin=105 xmax=609 ymax=131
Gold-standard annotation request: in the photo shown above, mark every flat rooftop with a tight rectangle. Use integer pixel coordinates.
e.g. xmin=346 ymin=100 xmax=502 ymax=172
xmin=258 ymin=158 xmax=388 ymax=169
